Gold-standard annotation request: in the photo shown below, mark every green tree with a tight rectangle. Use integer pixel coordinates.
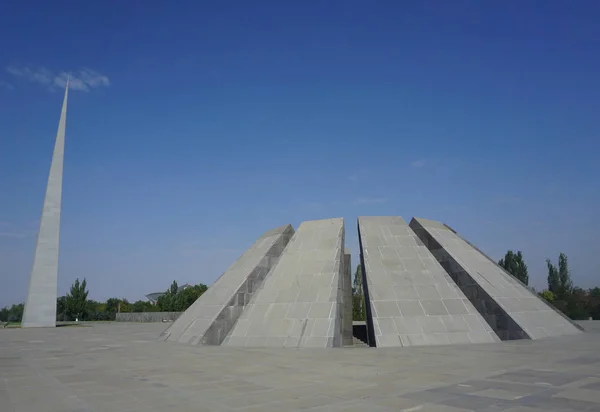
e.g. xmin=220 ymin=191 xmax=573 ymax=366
xmin=352 ymin=264 xmax=366 ymax=321
xmin=539 ymin=290 xmax=555 ymax=303
xmin=174 ymin=284 xmax=208 ymax=311
xmin=0 ymin=305 xmax=20 ymax=322
xmin=566 ymin=287 xmax=591 ymax=320
xmin=131 ymin=300 xmax=158 ymax=312
xmin=56 ymin=296 xmax=68 ymax=321
xmin=546 ymin=253 xmax=573 ymax=299
xmin=589 ymin=287 xmax=600 ymax=320
xmin=157 ymin=280 xmax=179 ymax=311
xmin=65 ymin=278 xmax=89 ymax=320
xmin=558 ymin=253 xmax=573 ymax=296
xmin=104 ymin=298 xmax=121 ymax=320
xmin=498 ymin=250 xmax=529 ymax=285
xmin=119 ymin=299 xmax=131 ymax=313
xmin=1 ymin=303 xmax=25 ymax=323
xmin=0 ymin=306 xmax=8 ymax=322
xmin=547 ymin=260 xmax=559 ymax=295
xmin=85 ymin=300 xmax=111 ymax=321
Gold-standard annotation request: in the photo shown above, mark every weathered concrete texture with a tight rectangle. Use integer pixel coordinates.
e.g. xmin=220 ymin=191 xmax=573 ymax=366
xmin=224 ymin=218 xmax=346 ymax=348
xmin=116 ymin=312 xmax=182 ymax=322
xmin=22 ymin=82 xmax=69 ymax=328
xmin=162 ymin=224 xmax=294 ymax=345
xmin=577 ymin=320 xmax=600 ymax=333
xmin=3 ymin=323 xmax=600 ymax=412
xmin=358 ymin=216 xmax=498 ymax=347
xmin=410 ymin=217 xmax=581 ymax=340
xmin=342 ymin=250 xmax=353 ymax=346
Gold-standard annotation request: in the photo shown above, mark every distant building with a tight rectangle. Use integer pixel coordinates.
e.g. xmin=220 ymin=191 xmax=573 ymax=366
xmin=145 ymin=283 xmax=192 ymax=305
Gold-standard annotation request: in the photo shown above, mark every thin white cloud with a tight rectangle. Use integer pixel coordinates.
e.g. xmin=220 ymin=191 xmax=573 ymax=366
xmin=353 ymin=197 xmax=387 ymax=205
xmin=411 ymin=159 xmax=427 ymax=168
xmin=6 ymin=66 xmax=110 ymax=92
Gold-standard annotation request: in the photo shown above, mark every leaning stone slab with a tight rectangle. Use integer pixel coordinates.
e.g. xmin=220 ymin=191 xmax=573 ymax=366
xmin=161 ymin=224 xmax=294 ymax=345
xmin=409 ymin=218 xmax=581 ymax=340
xmin=224 ymin=218 xmax=346 ymax=348
xmin=358 ymin=216 xmax=498 ymax=347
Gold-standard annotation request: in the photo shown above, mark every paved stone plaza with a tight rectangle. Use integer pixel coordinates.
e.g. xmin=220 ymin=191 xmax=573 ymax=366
xmin=2 ymin=322 xmax=600 ymax=412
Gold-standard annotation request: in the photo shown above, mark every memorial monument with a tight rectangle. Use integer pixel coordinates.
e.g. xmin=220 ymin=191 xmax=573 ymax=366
xmin=163 ymin=224 xmax=295 ymax=344
xmin=21 ymin=80 xmax=69 ymax=328
xmin=165 ymin=215 xmax=581 ymax=348
xmin=357 ymin=216 xmax=499 ymax=347
xmin=409 ymin=218 xmax=581 ymax=340
xmin=224 ymin=218 xmax=349 ymax=348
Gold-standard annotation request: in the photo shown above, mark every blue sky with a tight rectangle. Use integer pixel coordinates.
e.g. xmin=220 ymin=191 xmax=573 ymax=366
xmin=1 ymin=1 xmax=599 ymax=307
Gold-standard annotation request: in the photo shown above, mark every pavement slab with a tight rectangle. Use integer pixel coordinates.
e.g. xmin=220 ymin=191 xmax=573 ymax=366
xmin=1 ymin=322 xmax=599 ymax=411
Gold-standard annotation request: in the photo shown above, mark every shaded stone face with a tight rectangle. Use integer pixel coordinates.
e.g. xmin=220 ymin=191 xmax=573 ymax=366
xmin=342 ymin=250 xmax=353 ymax=346
xmin=357 ymin=216 xmax=498 ymax=347
xmin=409 ymin=217 xmax=581 ymax=340
xmin=223 ymin=218 xmax=346 ymax=348
xmin=22 ymin=83 xmax=69 ymax=328
xmin=162 ymin=224 xmax=294 ymax=345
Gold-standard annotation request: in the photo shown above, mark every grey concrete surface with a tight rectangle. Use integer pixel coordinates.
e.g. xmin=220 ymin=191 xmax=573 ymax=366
xmin=224 ymin=218 xmax=345 ymax=348
xmin=444 ymin=222 xmax=585 ymax=333
xmin=22 ymin=82 xmax=69 ymax=328
xmin=410 ymin=218 xmax=581 ymax=340
xmin=115 ymin=312 xmax=181 ymax=322
xmin=2 ymin=323 xmax=599 ymax=412
xmin=162 ymin=225 xmax=294 ymax=345
xmin=358 ymin=216 xmax=498 ymax=347
xmin=577 ymin=320 xmax=600 ymax=333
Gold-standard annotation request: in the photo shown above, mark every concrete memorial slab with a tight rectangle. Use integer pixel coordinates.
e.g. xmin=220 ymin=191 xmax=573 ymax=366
xmin=357 ymin=216 xmax=498 ymax=347
xmin=224 ymin=218 xmax=346 ymax=348
xmin=410 ymin=217 xmax=581 ymax=340
xmin=162 ymin=224 xmax=294 ymax=345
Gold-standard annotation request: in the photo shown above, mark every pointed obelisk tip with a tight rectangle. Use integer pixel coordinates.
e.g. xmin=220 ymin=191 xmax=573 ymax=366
xmin=66 ymin=74 xmax=70 ymax=90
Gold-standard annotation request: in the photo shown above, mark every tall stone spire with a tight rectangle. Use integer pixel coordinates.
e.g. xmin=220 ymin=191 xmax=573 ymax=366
xmin=22 ymin=80 xmax=69 ymax=328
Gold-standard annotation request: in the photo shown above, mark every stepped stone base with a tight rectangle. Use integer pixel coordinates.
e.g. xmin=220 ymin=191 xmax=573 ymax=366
xmin=161 ymin=224 xmax=294 ymax=345
xmin=410 ymin=218 xmax=581 ymax=340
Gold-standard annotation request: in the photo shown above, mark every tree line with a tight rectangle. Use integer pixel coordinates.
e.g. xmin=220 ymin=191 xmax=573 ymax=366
xmin=352 ymin=250 xmax=600 ymax=321
xmin=498 ymin=250 xmax=600 ymax=320
xmin=0 ymin=279 xmax=208 ymax=323
xmin=3 ymin=251 xmax=598 ymax=323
